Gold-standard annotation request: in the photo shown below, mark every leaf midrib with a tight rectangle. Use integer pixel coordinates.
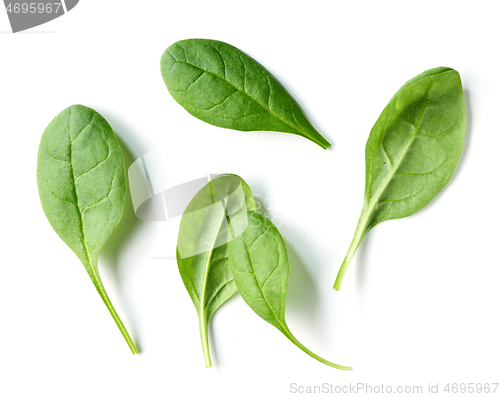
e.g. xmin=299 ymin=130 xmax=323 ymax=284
xmin=67 ymin=108 xmax=99 ymax=285
xmin=364 ymin=84 xmax=433 ymax=228
xmin=169 ymin=58 xmax=308 ymax=138
xmin=241 ymin=230 xmax=288 ymax=333
xmin=199 ymin=185 xmax=229 ymax=321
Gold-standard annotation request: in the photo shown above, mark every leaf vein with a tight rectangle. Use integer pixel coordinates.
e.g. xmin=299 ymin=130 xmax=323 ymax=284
xmin=183 ymin=71 xmax=205 ymax=92
xmin=71 ymin=114 xmax=96 ymax=142
xmin=242 ymin=228 xmax=287 ymax=329
xmin=205 ymin=279 xmax=233 ymax=309
xmin=369 ymin=82 xmax=433 ymax=206
xmin=418 ymin=119 xmax=458 ymax=138
xmin=203 ymin=90 xmax=238 ymax=110
xmin=378 ymin=188 xmax=424 ymax=205
xmin=48 ymin=188 xmax=78 ymax=205
xmin=381 ymin=143 xmax=393 ymax=166
xmin=170 ymin=60 xmax=304 ymax=135
xmin=75 ymin=143 xmax=111 ymax=181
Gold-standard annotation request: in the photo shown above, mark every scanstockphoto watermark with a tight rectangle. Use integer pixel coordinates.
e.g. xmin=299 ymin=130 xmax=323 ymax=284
xmin=290 ymin=383 xmax=499 ymax=394
xmin=290 ymin=383 xmax=423 ymax=395
xmin=128 ymin=150 xmax=297 ymax=227
xmin=127 ymin=150 xmax=299 ymax=259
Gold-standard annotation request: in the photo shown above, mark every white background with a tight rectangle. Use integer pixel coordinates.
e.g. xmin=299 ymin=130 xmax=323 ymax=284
xmin=1 ymin=1 xmax=499 ymax=396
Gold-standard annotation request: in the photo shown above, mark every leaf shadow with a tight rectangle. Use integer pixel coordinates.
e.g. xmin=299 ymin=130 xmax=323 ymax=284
xmin=283 ymin=233 xmax=343 ymax=353
xmin=101 ymin=111 xmax=152 ymax=157
xmin=208 ymin=316 xmax=221 ymax=368
xmin=254 ymin=197 xmax=270 ymax=218
xmin=450 ymin=88 xmax=472 ymax=184
xmin=248 ymin=178 xmax=270 ymax=218
xmin=354 ymin=230 xmax=373 ymax=303
xmin=285 ymin=242 xmax=321 ymax=328
xmin=99 ymin=136 xmax=144 ymax=352
xmin=207 ymin=286 xmax=242 ymax=369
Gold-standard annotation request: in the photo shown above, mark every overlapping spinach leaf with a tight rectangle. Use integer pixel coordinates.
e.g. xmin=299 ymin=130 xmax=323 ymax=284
xmin=176 ymin=174 xmax=256 ymax=367
xmin=229 ymin=212 xmax=350 ymax=370
xmin=161 ymin=38 xmax=331 ymax=149
xmin=37 ymin=105 xmax=139 ymax=354
xmin=334 ymin=67 xmax=466 ymax=290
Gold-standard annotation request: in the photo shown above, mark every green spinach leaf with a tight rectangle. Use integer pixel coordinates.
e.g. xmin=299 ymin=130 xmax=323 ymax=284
xmin=177 ymin=174 xmax=256 ymax=367
xmin=334 ymin=67 xmax=466 ymax=290
xmin=161 ymin=38 xmax=331 ymax=149
xmin=37 ymin=105 xmax=138 ymax=354
xmin=230 ymin=212 xmax=350 ymax=370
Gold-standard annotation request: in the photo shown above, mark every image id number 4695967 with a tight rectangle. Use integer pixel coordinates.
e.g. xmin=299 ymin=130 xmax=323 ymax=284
xmin=6 ymin=2 xmax=62 ymax=13
xmin=443 ymin=383 xmax=499 ymax=394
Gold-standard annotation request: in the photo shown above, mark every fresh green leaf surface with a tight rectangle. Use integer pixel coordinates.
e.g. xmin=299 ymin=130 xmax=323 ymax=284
xmin=161 ymin=38 xmax=331 ymax=149
xmin=37 ymin=105 xmax=138 ymax=354
xmin=176 ymin=174 xmax=256 ymax=367
xmin=334 ymin=68 xmax=466 ymax=290
xmin=230 ymin=212 xmax=350 ymax=370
